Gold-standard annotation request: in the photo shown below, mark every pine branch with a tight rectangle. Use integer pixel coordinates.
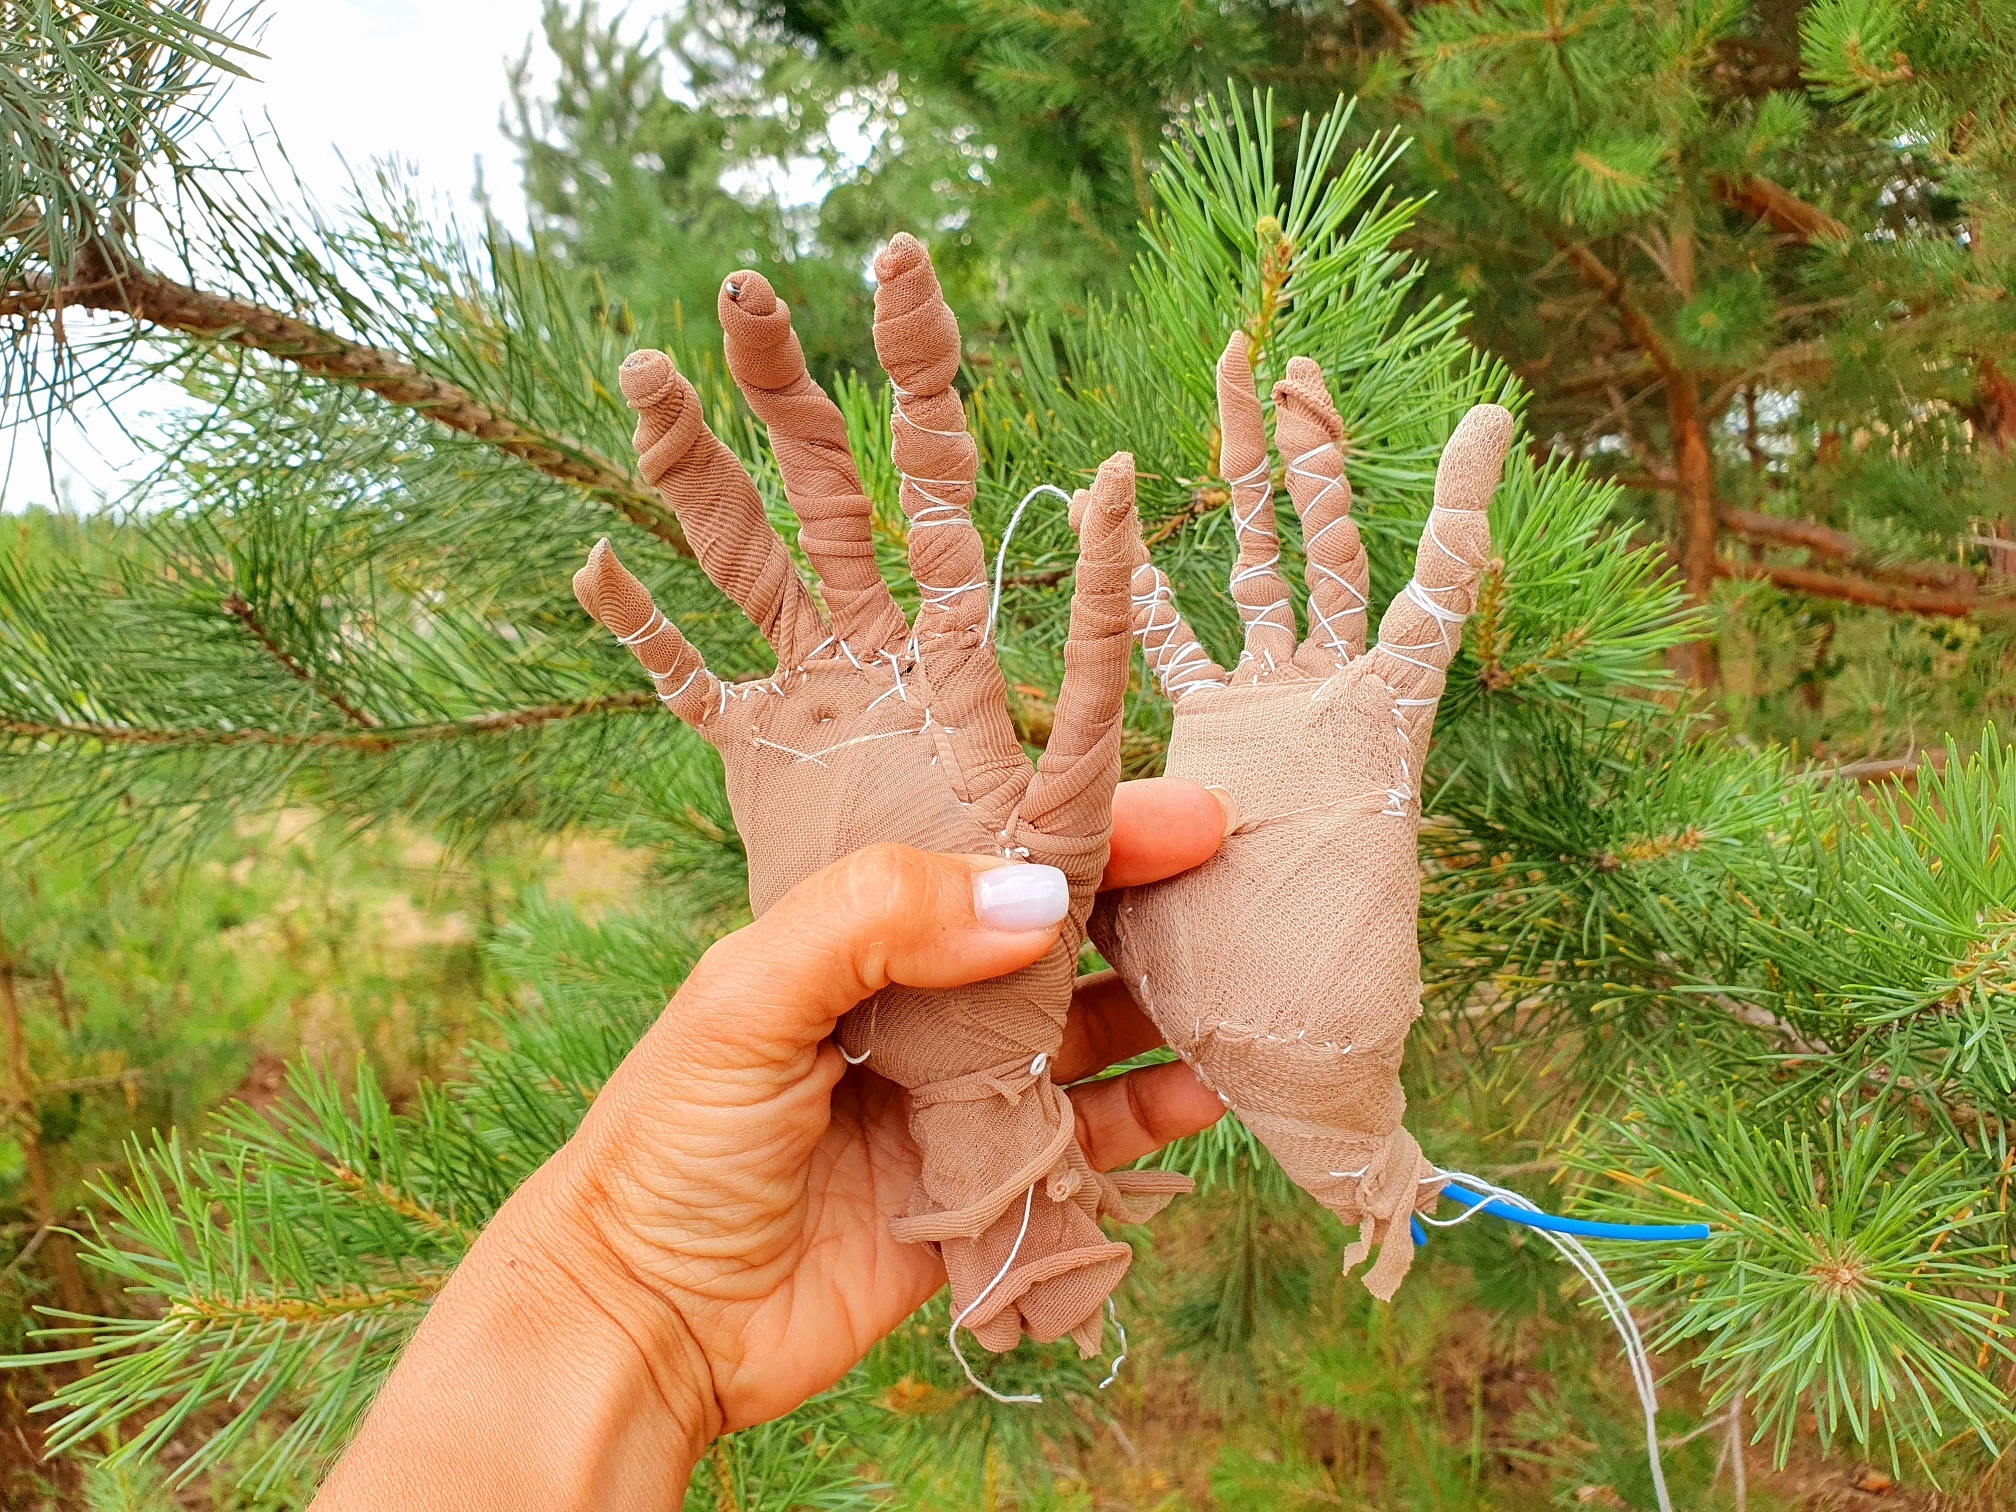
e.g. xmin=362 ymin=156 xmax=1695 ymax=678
xmin=4 ymin=251 xmax=692 ymax=559
xmin=1557 ymin=239 xmax=1680 ymax=382
xmin=1719 ymin=508 xmax=1979 ymax=591
xmin=1717 ymin=555 xmax=2013 ymax=618
xmin=220 ymin=592 xmax=379 ymax=728
xmin=1711 ymin=174 xmax=1851 ymax=244
xmin=1 ymin=692 xmax=660 ymax=752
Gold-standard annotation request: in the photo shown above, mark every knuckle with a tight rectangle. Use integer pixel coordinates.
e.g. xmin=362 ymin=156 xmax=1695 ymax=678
xmin=832 ymin=841 xmax=936 ymax=912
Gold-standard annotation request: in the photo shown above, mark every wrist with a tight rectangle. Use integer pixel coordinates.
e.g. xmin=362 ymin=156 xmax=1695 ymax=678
xmin=316 ymin=1145 xmax=716 ymax=1511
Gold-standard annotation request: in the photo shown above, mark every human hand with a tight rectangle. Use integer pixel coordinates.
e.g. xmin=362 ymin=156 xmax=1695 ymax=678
xmin=1086 ymin=331 xmax=1514 ymax=1302
xmin=313 ymin=778 xmax=1231 ymax=1512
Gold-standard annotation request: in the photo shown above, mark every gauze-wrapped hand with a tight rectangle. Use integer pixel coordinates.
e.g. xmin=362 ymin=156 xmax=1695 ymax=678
xmin=1085 ymin=332 xmax=1514 ymax=1301
xmin=573 ymin=235 xmax=1190 ymax=1359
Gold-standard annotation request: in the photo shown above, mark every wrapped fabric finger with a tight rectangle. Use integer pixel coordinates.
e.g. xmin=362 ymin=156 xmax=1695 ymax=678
xmin=619 ymin=348 xmax=828 ymax=666
xmin=1273 ymin=356 xmax=1369 ymax=672
xmin=573 ymin=538 xmax=724 ymax=727
xmin=1363 ymin=404 xmax=1514 ymax=761
xmin=719 ymin=271 xmax=910 ymax=655
xmin=874 ymin=233 xmax=989 ymax=653
xmin=1215 ymin=333 xmax=1298 ymax=678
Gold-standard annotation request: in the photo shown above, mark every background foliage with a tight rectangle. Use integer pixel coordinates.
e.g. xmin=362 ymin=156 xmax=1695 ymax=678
xmin=1 ymin=2 xmax=2012 ymax=1508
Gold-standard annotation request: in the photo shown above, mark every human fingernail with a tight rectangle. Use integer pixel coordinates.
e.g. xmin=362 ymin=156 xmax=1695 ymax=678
xmin=973 ymin=864 xmax=1069 ymax=931
xmin=1206 ymin=785 xmax=1240 ymax=836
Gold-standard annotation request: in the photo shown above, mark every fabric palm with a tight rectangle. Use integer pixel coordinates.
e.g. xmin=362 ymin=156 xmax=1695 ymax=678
xmin=1090 ymin=333 xmax=1514 ymax=1300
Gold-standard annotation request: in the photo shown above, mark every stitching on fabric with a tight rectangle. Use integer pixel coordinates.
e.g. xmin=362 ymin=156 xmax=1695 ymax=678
xmin=1133 ymin=969 xmax=1230 ymax=1108
xmin=750 ymin=708 xmax=936 ymax=767
xmin=1228 ymin=791 xmax=1388 ymax=835
xmin=1382 ymin=699 xmax=1413 ymax=817
xmin=1192 ymin=1016 xmax=1356 ymax=1058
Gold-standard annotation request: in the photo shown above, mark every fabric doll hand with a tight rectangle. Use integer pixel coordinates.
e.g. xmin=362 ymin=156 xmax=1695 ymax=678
xmin=570 ymin=237 xmax=1188 ymax=1358
xmin=1085 ymin=332 xmax=1515 ymax=1301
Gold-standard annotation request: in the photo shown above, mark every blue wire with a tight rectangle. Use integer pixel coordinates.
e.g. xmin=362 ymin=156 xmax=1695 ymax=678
xmin=1410 ymin=1215 xmax=1428 ymax=1247
xmin=1441 ymin=1183 xmax=1711 ymax=1242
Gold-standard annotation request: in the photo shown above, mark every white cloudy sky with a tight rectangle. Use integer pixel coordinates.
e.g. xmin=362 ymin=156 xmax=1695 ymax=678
xmin=4 ymin=0 xmax=598 ymax=507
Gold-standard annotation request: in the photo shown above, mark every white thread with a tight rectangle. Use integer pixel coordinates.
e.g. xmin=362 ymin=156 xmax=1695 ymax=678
xmin=655 ymin=664 xmax=703 ymax=708
xmin=1097 ymin=1298 xmax=1128 ymax=1391
xmin=892 ymin=387 xmax=971 ymax=439
xmin=865 ymin=651 xmax=913 ymax=712
xmin=986 ymin=483 xmax=1074 ymax=643
xmin=1383 ymin=702 xmax=1413 ymax=816
xmin=949 ymin=1183 xmax=1044 ymax=1405
xmin=1132 ymin=563 xmax=1223 ymax=703
xmin=616 ymin=610 xmax=673 ymax=648
xmin=751 ymin=715 xmax=931 ymax=767
xmin=1427 ymin=1169 xmax=1675 ymax=1512
xmin=1225 ymin=456 xmax=1294 ymax=654
xmin=1197 ymin=1018 xmax=1353 ymax=1056
xmin=839 ymin=1044 xmax=871 ymax=1065
xmin=1289 ymin=441 xmax=1369 ymax=664
xmin=891 ymin=390 xmax=993 ymax=620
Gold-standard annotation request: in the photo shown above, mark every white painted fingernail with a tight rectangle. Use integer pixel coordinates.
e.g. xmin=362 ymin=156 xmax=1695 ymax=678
xmin=973 ymin=864 xmax=1069 ymax=931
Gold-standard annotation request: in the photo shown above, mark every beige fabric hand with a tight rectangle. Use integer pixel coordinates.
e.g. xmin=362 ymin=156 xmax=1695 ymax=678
xmin=572 ymin=235 xmax=1188 ymax=1358
xmin=1090 ymin=332 xmax=1514 ymax=1301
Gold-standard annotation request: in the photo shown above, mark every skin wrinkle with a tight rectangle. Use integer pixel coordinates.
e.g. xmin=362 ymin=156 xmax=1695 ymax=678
xmin=315 ymin=784 xmax=1231 ymax=1508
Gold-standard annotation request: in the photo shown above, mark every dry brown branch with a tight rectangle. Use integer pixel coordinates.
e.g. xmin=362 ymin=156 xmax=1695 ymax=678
xmin=5 ymin=260 xmax=692 ymax=557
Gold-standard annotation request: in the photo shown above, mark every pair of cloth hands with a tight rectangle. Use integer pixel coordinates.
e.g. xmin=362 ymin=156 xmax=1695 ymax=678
xmin=315 ymin=236 xmax=1512 ymax=1509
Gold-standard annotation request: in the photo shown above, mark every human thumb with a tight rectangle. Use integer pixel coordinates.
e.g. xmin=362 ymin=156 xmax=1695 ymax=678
xmin=671 ymin=845 xmax=1066 ymax=1063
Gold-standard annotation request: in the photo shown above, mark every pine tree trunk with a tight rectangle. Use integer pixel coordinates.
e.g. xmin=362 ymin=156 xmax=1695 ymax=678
xmin=1668 ymin=371 xmax=1720 ymax=684
xmin=0 ymin=926 xmax=90 ymax=1316
xmin=1969 ymin=357 xmax=2016 ymax=578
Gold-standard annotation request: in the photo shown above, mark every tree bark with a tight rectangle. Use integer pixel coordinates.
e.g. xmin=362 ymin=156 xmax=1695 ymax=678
xmin=1718 ymin=557 xmax=2009 ymax=619
xmin=1669 ymin=372 xmax=1720 ymax=684
xmin=0 ymin=923 xmax=91 ymax=1316
xmin=3 ymin=255 xmax=692 ymax=559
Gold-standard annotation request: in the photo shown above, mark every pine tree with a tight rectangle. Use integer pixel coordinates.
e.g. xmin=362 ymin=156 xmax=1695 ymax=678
xmin=1 ymin=4 xmax=2012 ymax=1507
xmin=722 ymin=0 xmax=2016 ymax=715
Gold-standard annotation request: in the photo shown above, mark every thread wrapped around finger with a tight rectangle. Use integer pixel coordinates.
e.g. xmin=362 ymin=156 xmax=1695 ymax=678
xmin=619 ymin=348 xmax=827 ymax=666
xmin=1366 ymin=404 xmax=1514 ymax=758
xmin=1072 ymin=487 xmax=1227 ymax=704
xmin=574 ymin=538 xmax=722 ymax=726
xmin=874 ymin=234 xmax=988 ymax=646
xmin=719 ymin=272 xmax=910 ymax=655
xmin=1020 ymin=454 xmax=1138 ymax=843
xmin=1216 ymin=332 xmax=1297 ymax=679
xmin=1273 ymin=357 xmax=1369 ymax=673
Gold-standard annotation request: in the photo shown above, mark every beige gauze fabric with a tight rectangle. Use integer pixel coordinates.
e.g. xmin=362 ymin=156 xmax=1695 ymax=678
xmin=1089 ymin=332 xmax=1515 ymax=1302
xmin=571 ymin=234 xmax=1191 ymax=1357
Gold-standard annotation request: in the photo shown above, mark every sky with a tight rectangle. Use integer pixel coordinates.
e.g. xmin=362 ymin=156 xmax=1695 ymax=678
xmin=3 ymin=0 xmax=582 ymax=509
